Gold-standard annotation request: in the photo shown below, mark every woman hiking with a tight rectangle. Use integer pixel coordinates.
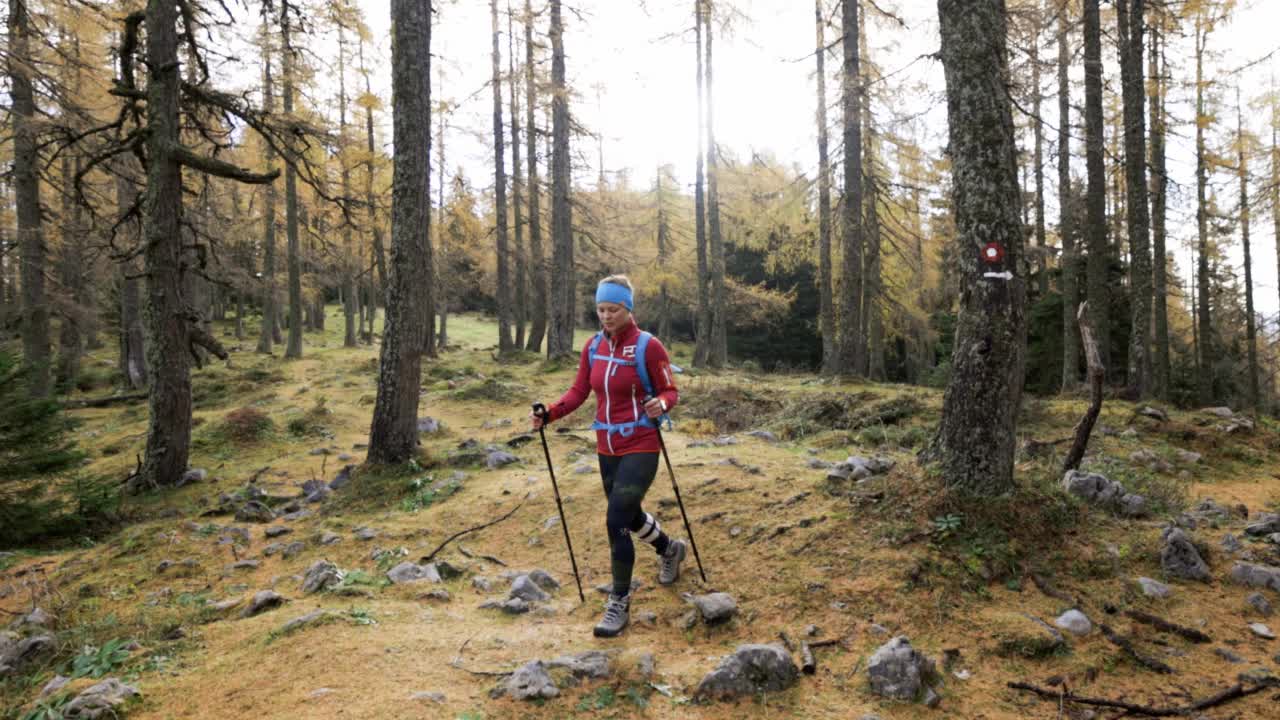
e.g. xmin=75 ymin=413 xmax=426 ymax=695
xmin=530 ymin=275 xmax=686 ymax=637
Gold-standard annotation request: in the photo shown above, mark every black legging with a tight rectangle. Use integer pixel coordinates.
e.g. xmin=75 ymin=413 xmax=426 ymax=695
xmin=599 ymin=453 xmax=671 ymax=596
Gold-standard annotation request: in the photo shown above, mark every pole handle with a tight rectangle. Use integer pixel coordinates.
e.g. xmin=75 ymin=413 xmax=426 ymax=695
xmin=532 ymin=402 xmax=550 ymax=422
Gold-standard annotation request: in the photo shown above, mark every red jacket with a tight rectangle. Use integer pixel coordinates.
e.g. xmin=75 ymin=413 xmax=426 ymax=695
xmin=548 ymin=319 xmax=679 ymax=456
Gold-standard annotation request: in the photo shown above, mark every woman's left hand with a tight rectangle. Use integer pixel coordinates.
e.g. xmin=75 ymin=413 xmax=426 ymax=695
xmin=643 ymin=397 xmax=666 ymax=419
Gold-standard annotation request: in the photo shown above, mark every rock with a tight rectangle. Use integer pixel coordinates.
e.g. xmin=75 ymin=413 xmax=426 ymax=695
xmin=867 ymin=637 xmax=940 ymax=702
xmin=1130 ymin=449 xmax=1173 ymax=473
xmin=1248 ymin=593 xmax=1274 ymax=616
xmin=1250 ymin=623 xmax=1276 ymax=639
xmin=1231 ymin=562 xmax=1280 ymax=593
xmin=435 ymin=561 xmax=465 ymax=580
xmin=1215 ymin=647 xmax=1245 ymax=664
xmin=547 ymin=650 xmax=612 ymax=679
xmin=387 ymin=562 xmax=441 ymax=585
xmin=509 ymin=575 xmax=550 ymax=603
xmin=282 ymin=509 xmax=313 ymax=522
xmin=278 ymin=610 xmax=331 ymax=635
xmin=527 ymin=569 xmax=560 ymax=591
xmin=302 ymin=561 xmax=344 ymax=594
xmin=713 ymin=435 xmax=738 ymax=446
xmin=572 ymin=464 xmax=594 ymax=475
xmin=1055 ymin=610 xmax=1093 ymax=636
xmin=309 ymin=447 xmax=331 ymax=456
xmin=329 ymin=465 xmax=355 ymax=491
xmin=419 ymin=589 xmax=451 ymax=602
xmin=636 ymin=611 xmax=657 ymax=625
xmin=1137 ymin=577 xmax=1171 ymax=599
xmin=265 ymin=526 xmax=292 ymax=538
xmin=1223 ymin=534 xmax=1245 ymax=555
xmin=178 ymin=468 xmax=207 ymax=487
xmin=1245 ymin=514 xmax=1280 ymax=537
xmin=208 ymin=597 xmax=244 ymax=613
xmin=318 ymin=531 xmax=342 ymax=546
xmin=61 ymin=678 xmax=140 ymax=718
xmin=485 ymin=450 xmax=519 ymax=469
xmin=490 ymin=660 xmax=558 ymax=700
xmin=1118 ymin=493 xmax=1149 ymax=518
xmin=747 ymin=430 xmax=778 ymax=442
xmin=308 ymin=688 xmax=336 ymax=699
xmin=694 ymin=644 xmax=799 ymax=701
xmin=218 ymin=526 xmax=250 ymax=545
xmin=231 ymin=559 xmax=260 ymax=571
xmin=0 ymin=633 xmax=54 ymax=676
xmin=39 ymin=675 xmax=69 ymax=699
xmin=235 ymin=501 xmax=275 ymax=523
xmin=636 ymin=652 xmax=655 ymax=678
xmin=304 ymin=487 xmax=331 ymax=504
xmin=240 ymin=590 xmax=286 ymax=618
xmin=1137 ymin=406 xmax=1169 ymax=422
xmin=506 ymin=434 xmax=535 ymax=448
xmin=807 ymin=458 xmax=833 ymax=470
xmin=479 ymin=598 xmax=530 ymax=615
xmin=410 ymin=691 xmax=446 ymax=704
xmin=300 ymin=479 xmax=325 ymax=497
xmin=685 ymin=592 xmax=737 ymax=624
xmin=282 ymin=542 xmax=306 ymax=559
xmin=417 ymin=417 xmax=442 ymax=434
xmin=1175 ymin=449 xmax=1202 ymax=464
xmin=16 ymin=608 xmax=52 ymax=629
xmin=1204 ymin=406 xmax=1235 ymax=418
xmin=354 ymin=527 xmax=378 ymax=541
xmin=1161 ymin=527 xmax=1211 ymax=582
xmin=472 ymin=576 xmax=495 ymax=593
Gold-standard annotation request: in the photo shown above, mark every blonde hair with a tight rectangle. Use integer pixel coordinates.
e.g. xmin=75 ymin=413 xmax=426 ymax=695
xmin=599 ymin=274 xmax=633 ymax=291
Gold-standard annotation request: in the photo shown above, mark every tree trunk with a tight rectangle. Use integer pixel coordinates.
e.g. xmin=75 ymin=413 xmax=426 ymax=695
xmin=1083 ymin=0 xmax=1109 ymax=377
xmin=1194 ymin=10 xmax=1212 ymax=404
xmin=704 ymin=1 xmax=728 ymax=368
xmin=9 ymin=0 xmax=51 ymax=398
xmin=337 ymin=25 xmax=357 ymax=348
xmin=861 ymin=4 xmax=884 ymax=381
xmin=1149 ymin=18 xmax=1170 ymax=399
xmin=815 ymin=0 xmax=835 ymax=375
xmin=1119 ymin=0 xmax=1150 ymax=399
xmin=1273 ymin=87 xmax=1280 ymax=354
xmin=509 ymin=7 xmax=528 ymax=350
xmin=1058 ymin=0 xmax=1079 ymax=393
xmin=491 ymin=0 xmax=515 ymax=354
xmin=933 ymin=0 xmax=1027 ymax=495
xmin=656 ymin=167 xmax=673 ymax=341
xmin=1031 ymin=1 xmax=1047 ymax=298
xmin=117 ymin=174 xmax=147 ymax=391
xmin=545 ymin=0 xmax=575 ymax=358
xmin=1237 ymin=90 xmax=1258 ymax=410
xmin=692 ymin=0 xmax=710 ymax=368
xmin=138 ymin=0 xmax=193 ymax=490
xmin=283 ymin=1 xmax=303 ymax=359
xmin=837 ymin=0 xmax=866 ymax=376
xmin=369 ymin=0 xmax=433 ymax=465
xmin=359 ymin=35 xmax=388 ymax=334
xmin=57 ymin=154 xmax=84 ymax=388
xmin=523 ymin=0 xmax=547 ymax=353
xmin=257 ymin=9 xmax=279 ymax=354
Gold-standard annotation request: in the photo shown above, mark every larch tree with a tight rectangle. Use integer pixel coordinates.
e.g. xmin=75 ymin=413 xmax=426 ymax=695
xmin=358 ymin=30 xmax=388 ymax=339
xmin=523 ymin=0 xmax=547 ymax=352
xmin=1119 ymin=0 xmax=1151 ymax=398
xmin=1057 ymin=0 xmax=1079 ymax=392
xmin=704 ymin=0 xmax=728 ymax=368
xmin=1149 ymin=11 xmax=1170 ymax=398
xmin=1235 ymin=88 xmax=1258 ymax=409
xmin=491 ymin=0 xmax=514 ymax=354
xmin=933 ymin=0 xmax=1027 ymax=495
xmin=334 ymin=3 xmax=358 ymax=348
xmin=368 ymin=0 xmax=433 ymax=465
xmin=281 ymin=0 xmax=303 ymax=359
xmin=545 ymin=0 xmax=575 ymax=358
xmin=1029 ymin=0 xmax=1048 ymax=298
xmin=837 ymin=0 xmax=865 ymax=376
xmin=509 ymin=6 xmax=527 ymax=350
xmin=860 ymin=1 xmax=884 ymax=381
xmin=692 ymin=0 xmax=710 ymax=368
xmin=1193 ymin=3 xmax=1214 ymax=404
xmin=815 ymin=0 xmax=835 ymax=375
xmin=257 ymin=2 xmax=282 ymax=354
xmin=1083 ymin=0 xmax=1110 ymax=374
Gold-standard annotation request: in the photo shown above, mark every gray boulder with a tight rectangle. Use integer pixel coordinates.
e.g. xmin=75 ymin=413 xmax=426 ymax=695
xmin=282 ymin=542 xmax=306 ymax=559
xmin=240 ymin=590 xmax=286 ymax=618
xmin=547 ymin=650 xmax=612 ymax=679
xmin=1245 ymin=514 xmax=1280 ymax=537
xmin=747 ymin=430 xmax=778 ymax=443
xmin=1062 ymin=470 xmax=1148 ymax=517
xmin=694 ymin=644 xmax=799 ymax=701
xmin=178 ymin=468 xmax=207 ymax=487
xmin=528 ymin=569 xmax=560 ymax=591
xmin=278 ymin=610 xmax=331 ymax=635
xmin=479 ymin=598 xmax=530 ymax=615
xmin=0 ymin=632 xmax=54 ymax=676
xmin=685 ymin=592 xmax=738 ymax=624
xmin=1054 ymin=610 xmax=1093 ymax=636
xmin=1231 ymin=562 xmax=1280 ymax=593
xmin=1248 ymin=593 xmax=1274 ymax=616
xmin=264 ymin=526 xmax=292 ymax=538
xmin=354 ymin=527 xmax=378 ymax=541
xmin=235 ymin=501 xmax=275 ymax=523
xmin=1161 ymin=527 xmax=1211 ymax=582
xmin=318 ymin=531 xmax=342 ymax=545
xmin=490 ymin=660 xmax=558 ymax=700
xmin=62 ymin=678 xmax=139 ymax=719
xmin=1137 ymin=577 xmax=1171 ymax=599
xmin=14 ymin=608 xmax=52 ymax=629
xmin=867 ymin=636 xmax=940 ymax=702
xmin=417 ymin=417 xmax=442 ymax=434
xmin=485 ymin=450 xmax=519 ymax=469
xmin=301 ymin=561 xmax=344 ymax=594
xmin=386 ymin=562 xmax=441 ymax=585
xmin=509 ymin=575 xmax=550 ymax=603
xmin=329 ymin=465 xmax=355 ymax=491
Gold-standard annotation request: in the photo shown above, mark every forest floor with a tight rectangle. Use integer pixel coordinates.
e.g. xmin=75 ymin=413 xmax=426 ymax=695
xmin=3 ymin=309 xmax=1280 ymax=720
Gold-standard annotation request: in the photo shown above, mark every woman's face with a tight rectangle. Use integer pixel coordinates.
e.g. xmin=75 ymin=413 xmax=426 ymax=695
xmin=597 ymin=302 xmax=630 ymax=334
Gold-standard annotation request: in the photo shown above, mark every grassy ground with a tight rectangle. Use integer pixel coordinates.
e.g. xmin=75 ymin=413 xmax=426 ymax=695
xmin=3 ymin=307 xmax=1280 ymax=719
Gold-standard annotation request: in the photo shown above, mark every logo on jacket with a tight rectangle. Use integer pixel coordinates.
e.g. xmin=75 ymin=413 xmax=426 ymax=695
xmin=622 ymin=345 xmax=636 ymax=359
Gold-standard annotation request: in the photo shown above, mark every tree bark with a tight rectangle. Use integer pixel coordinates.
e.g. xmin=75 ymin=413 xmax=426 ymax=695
xmin=1149 ymin=19 xmax=1170 ymax=399
xmin=491 ymin=0 xmax=515 ymax=354
xmin=1237 ymin=90 xmax=1258 ymax=410
xmin=282 ymin=1 xmax=302 ymax=359
xmin=1031 ymin=1 xmax=1047 ymax=298
xmin=656 ymin=167 xmax=672 ymax=340
xmin=57 ymin=153 xmax=84 ymax=388
xmin=1273 ymin=86 xmax=1280 ymax=353
xmin=116 ymin=173 xmax=147 ymax=391
xmin=369 ymin=0 xmax=433 ymax=465
xmin=1119 ymin=0 xmax=1151 ymax=399
xmin=337 ymin=23 xmax=357 ymax=348
xmin=692 ymin=0 xmax=710 ymax=368
xmin=816 ymin=0 xmax=835 ymax=375
xmin=705 ymin=0 xmax=728 ymax=368
xmin=1194 ymin=9 xmax=1212 ymax=405
xmin=546 ymin=0 xmax=575 ymax=358
xmin=359 ymin=35 xmax=387 ymax=337
xmin=933 ymin=0 xmax=1027 ymax=495
xmin=861 ymin=3 xmax=884 ymax=381
xmin=1058 ymin=0 xmax=1079 ymax=393
xmin=837 ymin=0 xmax=865 ymax=376
xmin=509 ymin=6 xmax=527 ymax=350
xmin=1083 ymin=0 xmax=1109 ymax=376
xmin=9 ymin=0 xmax=51 ymax=398
xmin=256 ymin=10 xmax=280 ymax=354
xmin=524 ymin=0 xmax=548 ymax=353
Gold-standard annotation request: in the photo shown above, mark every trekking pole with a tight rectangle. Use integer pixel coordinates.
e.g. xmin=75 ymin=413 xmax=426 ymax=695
xmin=653 ymin=423 xmax=708 ymax=583
xmin=531 ymin=403 xmax=585 ymax=602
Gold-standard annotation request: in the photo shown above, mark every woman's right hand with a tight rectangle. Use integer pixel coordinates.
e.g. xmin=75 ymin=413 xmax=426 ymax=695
xmin=530 ymin=403 xmax=549 ymax=430
xmin=530 ymin=411 xmax=545 ymax=430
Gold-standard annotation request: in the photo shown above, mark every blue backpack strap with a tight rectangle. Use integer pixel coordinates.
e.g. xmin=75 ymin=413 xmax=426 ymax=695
xmin=634 ymin=331 xmax=673 ymax=430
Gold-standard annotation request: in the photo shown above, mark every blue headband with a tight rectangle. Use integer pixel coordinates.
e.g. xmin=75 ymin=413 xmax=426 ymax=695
xmin=595 ymin=283 xmax=633 ymax=310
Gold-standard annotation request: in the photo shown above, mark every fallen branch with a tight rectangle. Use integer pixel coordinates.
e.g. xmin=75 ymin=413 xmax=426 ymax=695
xmin=1063 ymin=301 xmax=1105 ymax=473
xmin=1029 ymin=573 xmax=1075 ymax=604
xmin=457 ymin=545 xmax=507 ymax=567
xmin=62 ymin=392 xmax=148 ymax=409
xmin=420 ymin=498 xmax=526 ymax=564
xmin=1123 ymin=610 xmax=1211 ymax=644
xmin=801 ymin=643 xmax=817 ymax=674
xmin=777 ymin=631 xmax=795 ymax=652
xmin=1099 ymin=624 xmax=1174 ymax=674
xmin=1009 ymin=678 xmax=1277 ymax=717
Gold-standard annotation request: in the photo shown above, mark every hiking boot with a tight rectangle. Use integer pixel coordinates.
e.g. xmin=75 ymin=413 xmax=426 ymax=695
xmin=593 ymin=593 xmax=630 ymax=637
xmin=658 ymin=539 xmax=687 ymax=586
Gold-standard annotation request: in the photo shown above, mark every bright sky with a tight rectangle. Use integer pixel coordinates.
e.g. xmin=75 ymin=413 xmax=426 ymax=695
xmin=348 ymin=0 xmax=1280 ymax=323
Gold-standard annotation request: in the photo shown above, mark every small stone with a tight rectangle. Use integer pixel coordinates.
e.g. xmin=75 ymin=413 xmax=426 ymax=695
xmin=866 ymin=636 xmax=940 ymax=702
xmin=1249 ymin=623 xmax=1276 ymax=639
xmin=410 ymin=691 xmax=446 ymax=704
xmin=747 ymin=430 xmax=778 ymax=443
xmin=354 ymin=527 xmax=378 ymax=541
xmin=308 ymin=688 xmax=336 ymax=699
xmin=265 ymin=526 xmax=292 ymax=538
xmin=1215 ymin=647 xmax=1246 ymax=664
xmin=419 ymin=589 xmax=451 ymax=602
xmin=480 ymin=597 xmax=530 ymax=615
xmin=485 ymin=450 xmax=519 ymax=469
xmin=387 ymin=562 xmax=441 ymax=585
xmin=208 ymin=597 xmax=243 ymax=613
xmin=16 ymin=608 xmax=52 ymax=628
xmin=318 ymin=531 xmax=342 ymax=546
xmin=572 ymin=464 xmax=593 ymax=475
xmin=804 ymin=624 xmax=820 ymax=637
xmin=509 ymin=575 xmax=550 ymax=603
xmin=62 ymin=678 xmax=140 ymax=717
xmin=1231 ymin=562 xmax=1280 ymax=592
xmin=329 ymin=465 xmax=355 ymax=491
xmin=337 ymin=454 xmax=353 ymax=462
xmin=282 ymin=542 xmax=306 ymax=559
xmin=435 ymin=561 xmax=465 ymax=580
xmin=282 ymin=509 xmax=313 ymax=522
xmin=490 ymin=660 xmax=557 ymax=700
xmin=693 ymin=644 xmax=798 ymax=701
xmin=713 ymin=435 xmax=738 ymax=446
xmin=39 ymin=675 xmax=69 ymax=699
xmin=1138 ymin=577 xmax=1171 ymax=599
xmin=179 ymin=468 xmax=207 ymax=486
xmin=240 ymin=590 xmax=285 ymax=618
xmin=278 ymin=610 xmax=331 ymax=635
xmin=636 ymin=611 xmax=657 ymax=625
xmin=231 ymin=559 xmax=260 ymax=570
xmin=527 ymin=569 xmax=560 ymax=591
xmin=263 ymin=543 xmax=285 ymax=557
xmin=472 ymin=576 xmax=495 ymax=593
xmin=1054 ymin=609 xmax=1093 ymax=636
xmin=417 ymin=417 xmax=441 ymax=434
xmin=636 ymin=653 xmax=655 ymax=678
xmin=1223 ymin=534 xmax=1245 ymax=554
xmin=301 ymin=561 xmax=344 ymax=594
xmin=1161 ymin=527 xmax=1211 ymax=582
xmin=685 ymin=592 xmax=737 ymax=624
xmin=1175 ymin=449 xmax=1202 ymax=464
xmin=308 ymin=447 xmax=331 ymax=456
xmin=1245 ymin=514 xmax=1280 ymax=537
xmin=1247 ymin=593 xmax=1274 ymax=616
